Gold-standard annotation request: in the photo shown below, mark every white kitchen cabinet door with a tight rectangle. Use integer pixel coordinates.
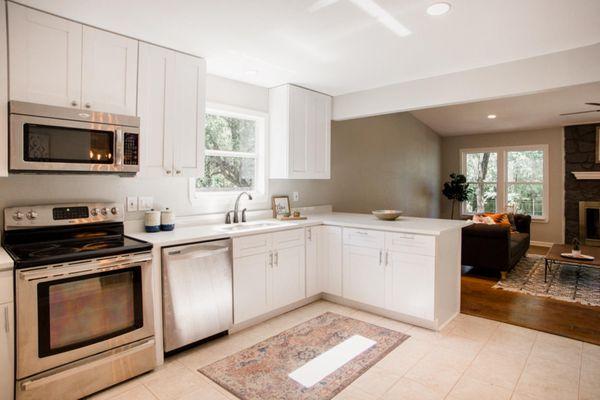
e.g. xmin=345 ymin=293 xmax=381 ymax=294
xmin=173 ymin=52 xmax=206 ymax=177
xmin=321 ymin=226 xmax=342 ymax=296
xmin=8 ymin=2 xmax=82 ymax=108
xmin=137 ymin=42 xmax=176 ymax=176
xmin=81 ymin=26 xmax=138 ymax=115
xmin=343 ymin=245 xmax=386 ymax=308
xmin=269 ymin=84 xmax=331 ymax=179
xmin=270 ymin=245 xmax=306 ymax=311
xmin=305 ymin=226 xmax=321 ymax=297
xmin=0 ymin=303 xmax=14 ymax=400
xmin=387 ymin=252 xmax=435 ymax=320
xmin=233 ymin=253 xmax=268 ymax=325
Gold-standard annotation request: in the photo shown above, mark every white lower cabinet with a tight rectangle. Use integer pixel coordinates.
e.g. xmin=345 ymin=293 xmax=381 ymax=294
xmin=386 ymin=252 xmax=435 ymax=320
xmin=233 ymin=229 xmax=305 ymax=325
xmin=305 ymin=226 xmax=320 ymax=297
xmin=0 ymin=302 xmax=14 ymax=400
xmin=343 ymin=245 xmax=386 ymax=308
xmin=320 ymin=226 xmax=343 ymax=296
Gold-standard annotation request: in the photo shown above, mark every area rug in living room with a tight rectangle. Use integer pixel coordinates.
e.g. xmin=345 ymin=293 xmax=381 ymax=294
xmin=493 ymin=254 xmax=600 ymax=306
xmin=199 ymin=312 xmax=409 ymax=400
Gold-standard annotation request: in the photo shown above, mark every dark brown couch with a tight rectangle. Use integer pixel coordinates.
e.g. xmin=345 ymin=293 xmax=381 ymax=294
xmin=461 ymin=214 xmax=531 ymax=279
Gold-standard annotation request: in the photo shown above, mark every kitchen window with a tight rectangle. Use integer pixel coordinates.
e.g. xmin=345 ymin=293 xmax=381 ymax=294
xmin=461 ymin=145 xmax=548 ymax=220
xmin=190 ymin=104 xmax=267 ymax=207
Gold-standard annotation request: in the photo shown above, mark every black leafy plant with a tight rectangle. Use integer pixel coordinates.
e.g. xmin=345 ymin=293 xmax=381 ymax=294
xmin=442 ymin=173 xmax=472 ymax=219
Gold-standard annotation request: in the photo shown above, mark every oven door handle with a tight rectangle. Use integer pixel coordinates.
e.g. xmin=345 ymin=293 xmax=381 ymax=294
xmin=19 ymin=254 xmax=152 ymax=281
xmin=20 ymin=338 xmax=155 ymax=392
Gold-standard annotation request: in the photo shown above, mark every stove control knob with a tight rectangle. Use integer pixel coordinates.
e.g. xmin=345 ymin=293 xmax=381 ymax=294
xmin=13 ymin=211 xmax=24 ymax=221
xmin=111 ymin=207 xmax=119 ymax=215
xmin=90 ymin=208 xmax=100 ymax=217
xmin=26 ymin=211 xmax=38 ymax=220
xmin=101 ymin=208 xmax=108 ymax=216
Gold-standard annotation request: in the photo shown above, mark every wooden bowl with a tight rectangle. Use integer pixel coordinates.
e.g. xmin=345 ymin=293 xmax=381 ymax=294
xmin=372 ymin=210 xmax=403 ymax=221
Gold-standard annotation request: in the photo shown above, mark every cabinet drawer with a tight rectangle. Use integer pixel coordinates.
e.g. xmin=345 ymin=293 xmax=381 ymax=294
xmin=272 ymin=228 xmax=305 ymax=250
xmin=385 ymin=232 xmax=435 ymax=256
xmin=233 ymin=233 xmax=272 ymax=258
xmin=0 ymin=270 xmax=13 ymax=304
xmin=343 ymin=228 xmax=384 ymax=249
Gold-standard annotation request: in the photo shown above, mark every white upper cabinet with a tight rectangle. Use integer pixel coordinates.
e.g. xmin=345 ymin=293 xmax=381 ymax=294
xmin=173 ymin=52 xmax=206 ymax=177
xmin=81 ymin=27 xmax=138 ymax=115
xmin=137 ymin=43 xmax=205 ymax=177
xmin=269 ymin=84 xmax=331 ymax=179
xmin=8 ymin=3 xmax=138 ymax=115
xmin=8 ymin=2 xmax=82 ymax=108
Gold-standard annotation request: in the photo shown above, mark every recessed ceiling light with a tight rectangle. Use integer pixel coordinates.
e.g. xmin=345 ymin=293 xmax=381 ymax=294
xmin=426 ymin=2 xmax=451 ymax=16
xmin=487 ymin=114 xmax=497 ymax=119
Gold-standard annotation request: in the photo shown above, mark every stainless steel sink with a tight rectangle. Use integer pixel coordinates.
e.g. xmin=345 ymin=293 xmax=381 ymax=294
xmin=218 ymin=222 xmax=283 ymax=232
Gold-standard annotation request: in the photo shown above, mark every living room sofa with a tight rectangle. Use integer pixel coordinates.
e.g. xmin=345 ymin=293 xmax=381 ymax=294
xmin=461 ymin=214 xmax=532 ymax=279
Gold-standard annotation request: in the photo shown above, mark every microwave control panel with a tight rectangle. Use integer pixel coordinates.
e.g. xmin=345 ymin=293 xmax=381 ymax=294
xmin=123 ymin=133 xmax=139 ymax=165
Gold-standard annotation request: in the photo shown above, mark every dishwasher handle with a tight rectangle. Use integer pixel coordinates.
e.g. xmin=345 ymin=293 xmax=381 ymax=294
xmin=166 ymin=245 xmax=229 ymax=261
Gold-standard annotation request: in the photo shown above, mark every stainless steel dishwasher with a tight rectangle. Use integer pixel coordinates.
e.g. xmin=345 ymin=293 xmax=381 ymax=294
xmin=162 ymin=239 xmax=233 ymax=352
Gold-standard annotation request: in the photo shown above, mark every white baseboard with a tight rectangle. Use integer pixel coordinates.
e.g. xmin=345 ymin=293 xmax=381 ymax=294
xmin=530 ymin=240 xmax=553 ymax=248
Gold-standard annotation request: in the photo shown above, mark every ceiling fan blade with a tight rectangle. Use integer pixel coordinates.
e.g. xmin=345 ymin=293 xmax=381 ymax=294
xmin=560 ymin=110 xmax=600 ymax=116
xmin=585 ymin=102 xmax=600 ymax=106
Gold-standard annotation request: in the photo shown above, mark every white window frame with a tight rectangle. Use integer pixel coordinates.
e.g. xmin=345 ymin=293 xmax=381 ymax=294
xmin=460 ymin=144 xmax=549 ymax=222
xmin=189 ymin=103 xmax=269 ymax=211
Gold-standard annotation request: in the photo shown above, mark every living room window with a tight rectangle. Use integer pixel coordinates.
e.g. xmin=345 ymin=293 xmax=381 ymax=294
xmin=189 ymin=103 xmax=268 ymax=209
xmin=461 ymin=145 xmax=548 ymax=221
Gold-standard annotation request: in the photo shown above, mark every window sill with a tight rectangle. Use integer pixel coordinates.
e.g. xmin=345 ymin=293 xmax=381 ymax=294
xmin=188 ymin=180 xmax=269 ymax=212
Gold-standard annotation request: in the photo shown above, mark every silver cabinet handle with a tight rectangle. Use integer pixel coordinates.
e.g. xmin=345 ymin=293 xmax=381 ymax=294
xmin=269 ymin=251 xmax=273 ymax=268
xmin=274 ymin=251 xmax=279 ymax=267
xmin=3 ymin=305 xmax=8 ymax=333
xmin=85 ymin=102 xmax=91 ymax=109
xmin=385 ymin=251 xmax=389 ymax=266
xmin=70 ymin=100 xmax=78 ymax=107
xmin=356 ymin=231 xmax=368 ymax=235
xmin=307 ymin=228 xmax=312 ymax=241
xmin=379 ymin=250 xmax=382 ymax=265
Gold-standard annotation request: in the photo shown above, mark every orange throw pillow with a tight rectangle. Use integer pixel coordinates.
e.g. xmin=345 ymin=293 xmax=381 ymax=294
xmin=483 ymin=212 xmax=511 ymax=226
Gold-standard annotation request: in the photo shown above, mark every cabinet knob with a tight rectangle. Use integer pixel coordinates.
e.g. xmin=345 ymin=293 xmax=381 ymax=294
xmin=71 ymin=100 xmax=78 ymax=107
xmin=166 ymin=170 xmax=172 ymax=174
xmin=175 ymin=170 xmax=182 ymax=175
xmin=85 ymin=103 xmax=91 ymax=109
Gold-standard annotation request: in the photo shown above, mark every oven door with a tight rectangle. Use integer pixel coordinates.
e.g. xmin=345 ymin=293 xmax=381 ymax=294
xmin=9 ymin=114 xmax=123 ymax=173
xmin=15 ymin=253 xmax=154 ymax=379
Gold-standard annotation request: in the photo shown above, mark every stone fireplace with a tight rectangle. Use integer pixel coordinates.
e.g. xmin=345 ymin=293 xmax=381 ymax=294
xmin=564 ymin=122 xmax=600 ymax=243
xmin=579 ymin=201 xmax=600 ymax=245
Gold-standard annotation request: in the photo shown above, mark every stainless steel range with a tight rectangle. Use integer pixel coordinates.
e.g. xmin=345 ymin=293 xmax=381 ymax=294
xmin=2 ymin=203 xmax=156 ymax=400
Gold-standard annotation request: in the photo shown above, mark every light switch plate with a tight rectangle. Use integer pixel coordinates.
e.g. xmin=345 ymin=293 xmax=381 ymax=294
xmin=293 ymin=191 xmax=299 ymax=201
xmin=126 ymin=197 xmax=138 ymax=212
xmin=138 ymin=196 xmax=154 ymax=211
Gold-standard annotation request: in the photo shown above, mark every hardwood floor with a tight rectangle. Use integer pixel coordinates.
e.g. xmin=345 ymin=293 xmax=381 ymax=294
xmin=461 ymin=246 xmax=600 ymax=345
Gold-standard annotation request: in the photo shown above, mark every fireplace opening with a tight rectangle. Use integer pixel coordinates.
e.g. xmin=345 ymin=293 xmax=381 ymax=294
xmin=579 ymin=201 xmax=600 ymax=246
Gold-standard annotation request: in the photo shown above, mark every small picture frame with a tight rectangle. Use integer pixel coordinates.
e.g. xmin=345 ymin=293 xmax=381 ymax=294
xmin=272 ymin=195 xmax=291 ymax=218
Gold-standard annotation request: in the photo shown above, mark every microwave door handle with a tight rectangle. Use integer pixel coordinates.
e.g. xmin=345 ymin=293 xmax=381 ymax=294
xmin=115 ymin=128 xmax=123 ymax=166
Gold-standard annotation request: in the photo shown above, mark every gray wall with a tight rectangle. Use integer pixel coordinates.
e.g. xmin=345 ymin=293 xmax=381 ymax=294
xmin=0 ymin=76 xmax=441 ymax=226
xmin=441 ymin=127 xmax=565 ymax=244
xmin=329 ymin=113 xmax=441 ymax=217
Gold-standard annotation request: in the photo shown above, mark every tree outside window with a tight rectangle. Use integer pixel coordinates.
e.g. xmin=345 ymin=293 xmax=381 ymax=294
xmin=464 ymin=152 xmax=497 ymax=213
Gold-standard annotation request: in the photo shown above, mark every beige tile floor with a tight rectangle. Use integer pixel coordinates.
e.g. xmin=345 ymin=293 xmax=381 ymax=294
xmin=88 ymin=301 xmax=600 ymax=400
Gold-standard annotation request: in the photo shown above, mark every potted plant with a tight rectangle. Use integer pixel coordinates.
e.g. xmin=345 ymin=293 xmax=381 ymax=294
xmin=442 ymin=173 xmax=472 ymax=219
xmin=572 ymin=238 xmax=582 ymax=257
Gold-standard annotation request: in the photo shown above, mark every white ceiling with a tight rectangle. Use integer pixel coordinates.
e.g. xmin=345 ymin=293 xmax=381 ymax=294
xmin=16 ymin=0 xmax=600 ymax=96
xmin=410 ymin=82 xmax=600 ymax=136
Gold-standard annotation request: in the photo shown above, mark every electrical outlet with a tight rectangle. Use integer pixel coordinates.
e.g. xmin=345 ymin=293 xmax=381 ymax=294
xmin=293 ymin=191 xmax=299 ymax=201
xmin=138 ymin=196 xmax=154 ymax=211
xmin=126 ymin=197 xmax=138 ymax=212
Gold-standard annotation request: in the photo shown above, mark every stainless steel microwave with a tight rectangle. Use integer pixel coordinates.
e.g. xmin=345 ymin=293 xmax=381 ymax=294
xmin=9 ymin=101 xmax=140 ymax=174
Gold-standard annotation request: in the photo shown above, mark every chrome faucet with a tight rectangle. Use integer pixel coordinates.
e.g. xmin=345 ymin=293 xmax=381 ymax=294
xmin=228 ymin=191 xmax=252 ymax=224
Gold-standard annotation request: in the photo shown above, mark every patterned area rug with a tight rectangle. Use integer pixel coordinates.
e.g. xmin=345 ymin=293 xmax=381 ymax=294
xmin=199 ymin=312 xmax=409 ymax=400
xmin=493 ymin=254 xmax=600 ymax=306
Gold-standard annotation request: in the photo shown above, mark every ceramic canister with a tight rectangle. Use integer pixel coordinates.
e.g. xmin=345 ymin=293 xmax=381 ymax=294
xmin=144 ymin=210 xmax=161 ymax=232
xmin=160 ymin=208 xmax=175 ymax=231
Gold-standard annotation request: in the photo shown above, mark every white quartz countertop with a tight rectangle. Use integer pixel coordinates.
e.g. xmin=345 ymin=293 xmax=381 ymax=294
xmin=127 ymin=212 xmax=470 ymax=248
xmin=0 ymin=247 xmax=14 ymax=271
